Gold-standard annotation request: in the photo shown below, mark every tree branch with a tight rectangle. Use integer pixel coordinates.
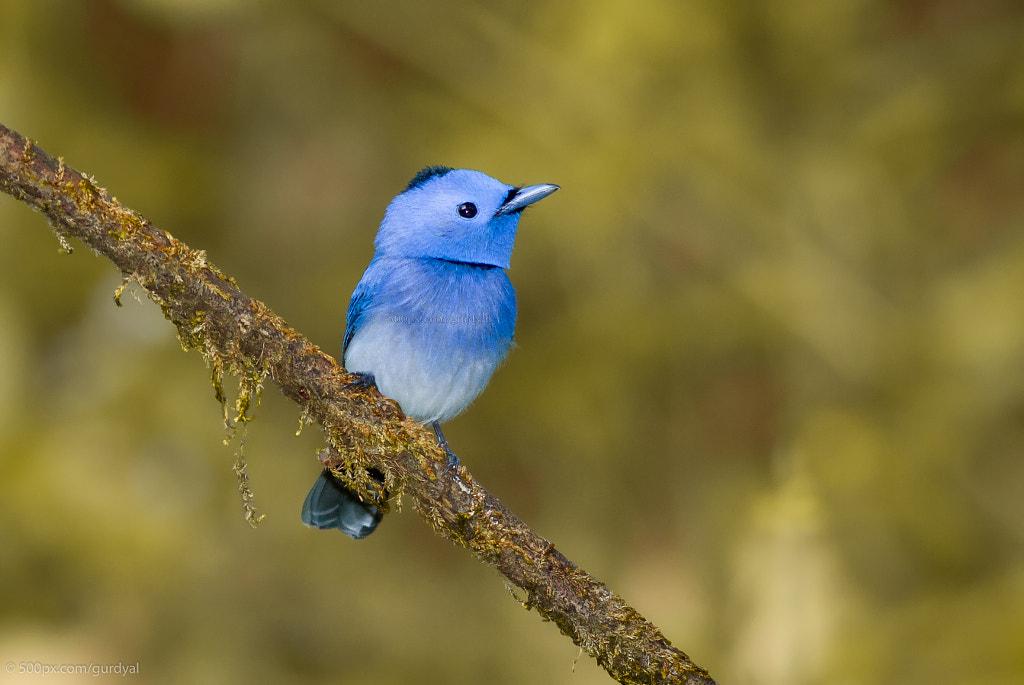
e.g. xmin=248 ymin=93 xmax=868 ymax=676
xmin=0 ymin=122 xmax=717 ymax=685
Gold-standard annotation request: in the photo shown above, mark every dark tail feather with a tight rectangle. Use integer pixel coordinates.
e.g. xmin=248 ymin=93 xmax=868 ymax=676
xmin=301 ymin=469 xmax=383 ymax=539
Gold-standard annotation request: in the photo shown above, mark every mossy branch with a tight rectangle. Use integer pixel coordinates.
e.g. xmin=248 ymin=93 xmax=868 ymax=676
xmin=0 ymin=122 xmax=717 ymax=685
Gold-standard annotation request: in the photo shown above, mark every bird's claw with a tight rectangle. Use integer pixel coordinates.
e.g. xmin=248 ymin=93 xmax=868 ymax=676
xmin=345 ymin=371 xmax=377 ymax=391
xmin=443 ymin=446 xmax=460 ymax=473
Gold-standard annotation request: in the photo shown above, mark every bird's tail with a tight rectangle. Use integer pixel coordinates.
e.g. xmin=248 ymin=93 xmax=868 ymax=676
xmin=301 ymin=469 xmax=384 ymax=539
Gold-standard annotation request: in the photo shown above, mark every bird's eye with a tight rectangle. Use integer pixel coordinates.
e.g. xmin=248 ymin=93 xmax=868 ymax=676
xmin=457 ymin=202 xmax=477 ymax=218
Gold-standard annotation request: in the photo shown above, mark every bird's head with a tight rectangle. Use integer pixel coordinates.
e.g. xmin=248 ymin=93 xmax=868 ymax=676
xmin=374 ymin=166 xmax=558 ymax=269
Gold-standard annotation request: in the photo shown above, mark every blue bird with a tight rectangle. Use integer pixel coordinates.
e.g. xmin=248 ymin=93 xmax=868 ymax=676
xmin=302 ymin=166 xmax=558 ymax=539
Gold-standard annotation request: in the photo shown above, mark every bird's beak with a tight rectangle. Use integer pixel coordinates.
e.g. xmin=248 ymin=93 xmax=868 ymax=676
xmin=495 ymin=183 xmax=560 ymax=216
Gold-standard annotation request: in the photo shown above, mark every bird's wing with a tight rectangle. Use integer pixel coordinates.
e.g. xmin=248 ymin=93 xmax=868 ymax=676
xmin=342 ymin=259 xmax=384 ymax=359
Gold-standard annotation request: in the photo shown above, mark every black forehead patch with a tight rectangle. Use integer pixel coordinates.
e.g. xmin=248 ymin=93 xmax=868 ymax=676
xmin=406 ymin=165 xmax=454 ymax=191
xmin=501 ymin=186 xmax=520 ymax=207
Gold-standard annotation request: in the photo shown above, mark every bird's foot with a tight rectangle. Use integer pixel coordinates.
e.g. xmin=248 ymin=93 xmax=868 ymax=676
xmin=442 ymin=446 xmax=460 ymax=472
xmin=432 ymin=421 xmax=461 ymax=472
xmin=345 ymin=371 xmax=377 ymax=391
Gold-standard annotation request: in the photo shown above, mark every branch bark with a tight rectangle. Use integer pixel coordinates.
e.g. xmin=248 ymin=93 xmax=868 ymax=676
xmin=0 ymin=122 xmax=717 ymax=685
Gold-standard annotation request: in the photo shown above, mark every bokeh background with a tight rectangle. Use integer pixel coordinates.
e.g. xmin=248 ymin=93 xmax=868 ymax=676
xmin=1 ymin=1 xmax=1023 ymax=683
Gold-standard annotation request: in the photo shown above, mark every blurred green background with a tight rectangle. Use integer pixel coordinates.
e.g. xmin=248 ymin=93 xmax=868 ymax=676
xmin=1 ymin=0 xmax=1023 ymax=683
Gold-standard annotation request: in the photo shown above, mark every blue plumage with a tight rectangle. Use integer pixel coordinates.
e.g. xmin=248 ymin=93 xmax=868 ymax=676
xmin=302 ymin=166 xmax=558 ymax=539
xmin=343 ymin=257 xmax=516 ymax=424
